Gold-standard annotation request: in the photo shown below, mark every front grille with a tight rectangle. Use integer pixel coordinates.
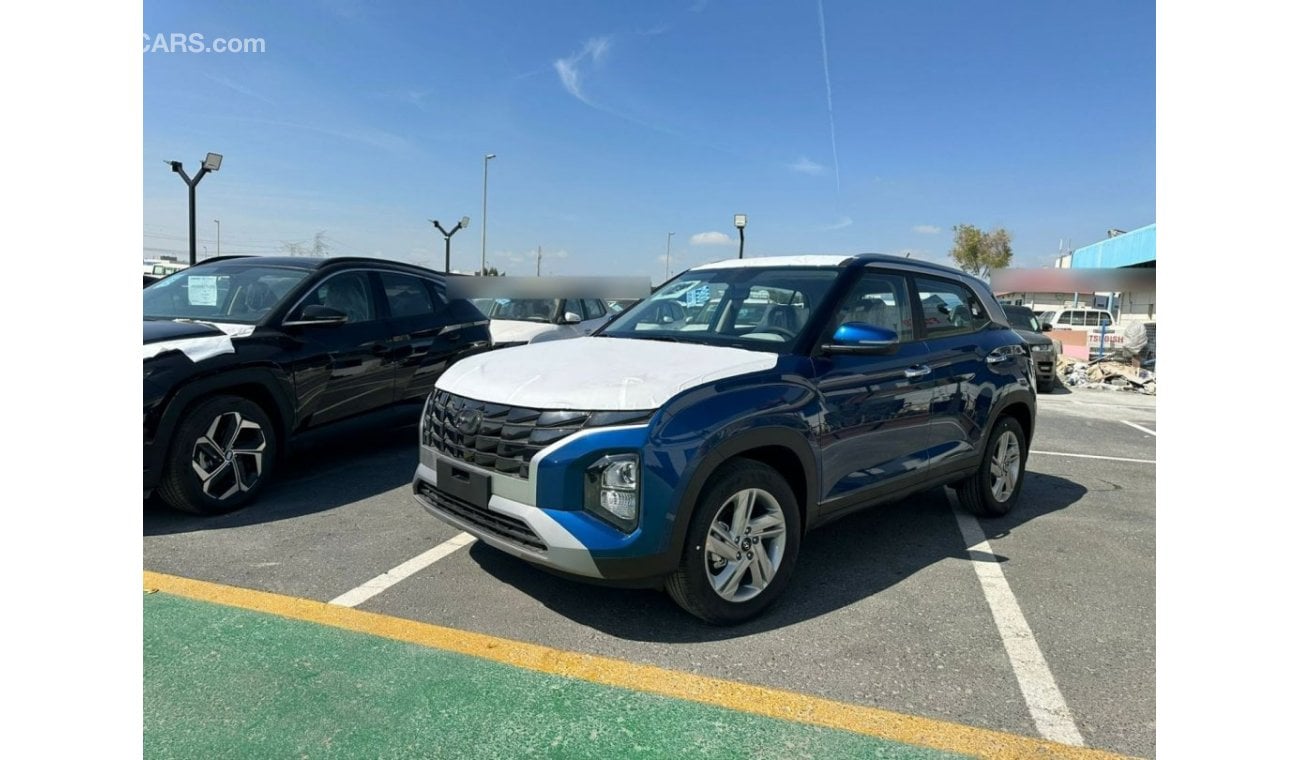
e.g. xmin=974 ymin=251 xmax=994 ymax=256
xmin=422 ymin=390 xmax=651 ymax=480
xmin=416 ymin=481 xmax=546 ymax=552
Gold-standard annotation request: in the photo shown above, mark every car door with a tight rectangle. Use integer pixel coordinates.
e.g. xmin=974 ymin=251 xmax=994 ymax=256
xmin=911 ymin=275 xmax=996 ymax=471
xmin=379 ymin=270 xmax=485 ymax=403
xmin=284 ymin=269 xmax=396 ymax=426
xmin=811 ymin=270 xmax=935 ymax=509
xmin=579 ymin=298 xmax=610 ymax=335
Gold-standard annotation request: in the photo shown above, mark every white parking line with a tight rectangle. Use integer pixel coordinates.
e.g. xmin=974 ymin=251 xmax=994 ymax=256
xmin=1121 ymin=420 xmax=1157 ymax=437
xmin=949 ymin=494 xmax=1085 ymax=746
xmin=1031 ymin=450 xmax=1156 ymax=464
xmin=329 ymin=532 xmax=476 ymax=608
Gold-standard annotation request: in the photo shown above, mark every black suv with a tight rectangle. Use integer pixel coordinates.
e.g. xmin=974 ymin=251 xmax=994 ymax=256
xmin=145 ymin=256 xmax=491 ymax=515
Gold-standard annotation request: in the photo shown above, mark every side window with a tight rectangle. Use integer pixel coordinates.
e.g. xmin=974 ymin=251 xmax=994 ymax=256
xmin=1098 ymin=312 xmax=1112 ymax=327
xmin=830 ymin=272 xmax=913 ymax=342
xmin=380 ymin=272 xmax=436 ymax=318
xmin=581 ymin=299 xmax=606 ymax=320
xmin=1067 ymin=311 xmax=1086 ymax=326
xmin=1085 ymin=311 xmax=1100 ymax=327
xmin=296 ymin=271 xmax=375 ymax=323
xmin=914 ymin=276 xmax=990 ymax=339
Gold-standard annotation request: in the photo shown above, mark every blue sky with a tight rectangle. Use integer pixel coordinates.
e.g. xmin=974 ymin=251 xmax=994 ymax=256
xmin=143 ymin=0 xmax=1154 ymax=279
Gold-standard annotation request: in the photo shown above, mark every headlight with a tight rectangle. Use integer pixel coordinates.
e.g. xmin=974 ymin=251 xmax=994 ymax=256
xmin=584 ymin=454 xmax=640 ymax=532
xmin=1031 ymin=344 xmax=1054 ymax=353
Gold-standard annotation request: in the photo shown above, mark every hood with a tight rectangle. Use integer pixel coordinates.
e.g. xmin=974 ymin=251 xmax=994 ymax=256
xmin=1013 ymin=328 xmax=1052 ymax=346
xmin=490 ymin=319 xmax=560 ymax=345
xmin=143 ymin=319 xmax=256 ymax=362
xmin=436 ymin=337 xmax=779 ymax=411
xmin=144 ymin=319 xmax=225 ymax=344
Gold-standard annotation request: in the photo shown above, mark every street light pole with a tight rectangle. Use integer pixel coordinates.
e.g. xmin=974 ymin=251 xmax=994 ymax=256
xmin=536 ymin=246 xmax=542 ymax=277
xmin=214 ymin=219 xmax=221 ymax=256
xmin=665 ymin=232 xmax=674 ymax=281
xmin=167 ymin=153 xmax=222 ymax=265
xmin=431 ymin=216 xmax=471 ymax=273
xmin=481 ymin=153 xmax=496 ymax=275
xmin=734 ymin=214 xmax=747 ymax=259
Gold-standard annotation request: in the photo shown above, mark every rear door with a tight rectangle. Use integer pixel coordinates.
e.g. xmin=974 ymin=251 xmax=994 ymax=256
xmin=911 ymin=275 xmax=996 ymax=471
xmin=812 ymin=270 xmax=935 ymax=508
xmin=378 ymin=270 xmax=478 ymax=403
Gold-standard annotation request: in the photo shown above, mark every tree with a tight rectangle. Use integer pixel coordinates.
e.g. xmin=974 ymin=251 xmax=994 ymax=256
xmin=948 ymin=224 xmax=1013 ymax=278
xmin=476 ymin=266 xmax=505 ymax=276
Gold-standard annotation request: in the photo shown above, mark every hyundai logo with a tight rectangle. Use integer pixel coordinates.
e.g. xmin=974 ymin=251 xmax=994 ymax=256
xmin=455 ymin=408 xmax=483 ymax=436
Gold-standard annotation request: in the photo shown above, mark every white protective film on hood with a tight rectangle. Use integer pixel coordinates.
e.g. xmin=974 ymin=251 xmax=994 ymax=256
xmin=436 ymin=337 xmax=778 ymax=410
xmin=143 ymin=322 xmax=257 ymax=363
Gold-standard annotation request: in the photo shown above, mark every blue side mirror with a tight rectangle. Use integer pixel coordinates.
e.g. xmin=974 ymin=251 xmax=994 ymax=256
xmin=823 ymin=322 xmax=899 ymax=354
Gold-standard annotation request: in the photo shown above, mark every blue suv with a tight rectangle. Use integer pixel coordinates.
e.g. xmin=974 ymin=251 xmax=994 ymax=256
xmin=413 ymin=255 xmax=1035 ymax=624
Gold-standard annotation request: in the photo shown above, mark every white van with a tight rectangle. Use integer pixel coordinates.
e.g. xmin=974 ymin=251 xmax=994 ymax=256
xmin=1037 ymin=307 xmax=1114 ymax=332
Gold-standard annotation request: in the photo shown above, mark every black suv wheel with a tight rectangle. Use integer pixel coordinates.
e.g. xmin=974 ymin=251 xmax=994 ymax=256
xmin=666 ymin=459 xmax=801 ymax=625
xmin=158 ymin=395 xmax=277 ymax=515
xmin=955 ymin=416 xmax=1026 ymax=518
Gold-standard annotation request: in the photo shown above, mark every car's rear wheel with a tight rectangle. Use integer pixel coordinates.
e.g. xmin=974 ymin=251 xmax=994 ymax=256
xmin=666 ymin=459 xmax=801 ymax=625
xmin=158 ymin=395 xmax=277 ymax=516
xmin=955 ymin=416 xmax=1026 ymax=518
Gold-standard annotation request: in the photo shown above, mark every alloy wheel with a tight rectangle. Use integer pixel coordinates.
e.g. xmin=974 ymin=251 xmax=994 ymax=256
xmin=704 ymin=488 xmax=787 ymax=603
xmin=190 ymin=411 xmax=268 ymax=500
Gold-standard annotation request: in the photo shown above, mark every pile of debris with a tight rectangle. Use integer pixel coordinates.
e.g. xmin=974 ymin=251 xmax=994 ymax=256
xmin=1058 ymin=356 xmax=1156 ymax=395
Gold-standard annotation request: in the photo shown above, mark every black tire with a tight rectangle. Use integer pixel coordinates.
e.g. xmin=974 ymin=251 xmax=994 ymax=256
xmin=1037 ymin=374 xmax=1055 ymax=394
xmin=666 ymin=459 xmax=801 ymax=625
xmin=158 ymin=394 xmax=277 ymax=516
xmin=955 ymin=416 xmax=1026 ymax=518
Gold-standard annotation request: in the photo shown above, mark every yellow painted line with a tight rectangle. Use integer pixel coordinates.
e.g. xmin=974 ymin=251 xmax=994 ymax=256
xmin=145 ymin=571 xmax=1134 ymax=760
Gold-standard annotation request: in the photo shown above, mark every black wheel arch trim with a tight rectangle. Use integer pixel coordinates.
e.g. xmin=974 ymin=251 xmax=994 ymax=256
xmin=146 ymin=367 xmax=296 ymax=480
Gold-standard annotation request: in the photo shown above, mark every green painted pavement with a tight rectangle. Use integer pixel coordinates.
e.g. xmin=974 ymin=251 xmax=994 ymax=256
xmin=145 ymin=593 xmax=970 ymax=759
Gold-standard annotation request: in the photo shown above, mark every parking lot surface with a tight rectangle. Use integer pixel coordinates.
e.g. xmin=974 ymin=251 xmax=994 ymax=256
xmin=144 ymin=387 xmax=1156 ymax=758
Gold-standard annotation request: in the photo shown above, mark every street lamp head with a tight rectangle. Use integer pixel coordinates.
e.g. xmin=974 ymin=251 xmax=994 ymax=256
xmin=203 ymin=153 xmax=223 ymax=171
xmin=166 ymin=160 xmax=182 ymax=172
xmin=459 ymin=216 xmax=470 ymax=229
xmin=734 ymin=214 xmax=747 ymax=229
xmin=485 ymin=153 xmax=496 ymax=160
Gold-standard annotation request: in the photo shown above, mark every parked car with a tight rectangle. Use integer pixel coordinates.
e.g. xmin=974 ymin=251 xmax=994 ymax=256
xmin=412 ymin=254 xmax=1035 ymax=624
xmin=1002 ymin=305 xmax=1061 ymax=392
xmin=480 ymin=297 xmax=613 ymax=347
xmin=1037 ymin=306 xmax=1114 ymax=332
xmin=606 ymin=298 xmax=642 ymax=314
xmin=144 ymin=256 xmax=491 ymax=515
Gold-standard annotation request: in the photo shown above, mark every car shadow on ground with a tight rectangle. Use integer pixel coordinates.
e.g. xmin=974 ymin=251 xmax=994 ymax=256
xmin=466 ymin=471 xmax=1087 ymax=641
xmin=143 ymin=405 xmax=423 ymax=536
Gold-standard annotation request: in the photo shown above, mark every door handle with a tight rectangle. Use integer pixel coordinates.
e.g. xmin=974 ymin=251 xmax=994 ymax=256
xmin=986 ymin=345 xmax=1025 ymax=366
xmin=904 ymin=365 xmax=931 ymax=379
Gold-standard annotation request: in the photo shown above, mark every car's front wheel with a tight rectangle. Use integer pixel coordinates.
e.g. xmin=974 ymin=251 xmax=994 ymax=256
xmin=158 ymin=394 xmax=277 ymax=515
xmin=955 ymin=416 xmax=1027 ymax=518
xmin=666 ymin=459 xmax=801 ymax=625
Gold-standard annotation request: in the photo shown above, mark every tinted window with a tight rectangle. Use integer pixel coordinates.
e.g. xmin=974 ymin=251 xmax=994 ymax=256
xmin=581 ymin=299 xmax=607 ymax=320
xmin=830 ymin=272 xmax=913 ymax=342
xmin=380 ymin=272 xmax=436 ymax=318
xmin=295 ymin=271 xmax=375 ymax=323
xmin=487 ymin=299 xmax=560 ymax=322
xmin=1003 ymin=307 xmax=1040 ymax=332
xmin=914 ymin=276 xmax=989 ymax=338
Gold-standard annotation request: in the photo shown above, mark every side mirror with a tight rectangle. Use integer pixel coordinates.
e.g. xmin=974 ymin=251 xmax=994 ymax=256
xmin=285 ymin=304 xmax=348 ymax=326
xmin=821 ymin=322 xmax=899 ymax=355
xmin=562 ymin=311 xmax=583 ymax=325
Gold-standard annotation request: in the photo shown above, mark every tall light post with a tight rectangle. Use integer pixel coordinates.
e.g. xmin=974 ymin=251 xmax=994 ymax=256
xmin=213 ymin=219 xmax=221 ymax=256
xmin=665 ymin=232 xmax=674 ymax=281
xmin=431 ymin=216 xmax=470 ymax=273
xmin=734 ymin=214 xmax=747 ymax=259
xmin=166 ymin=152 xmax=223 ymax=265
xmin=481 ymin=153 xmax=496 ymax=275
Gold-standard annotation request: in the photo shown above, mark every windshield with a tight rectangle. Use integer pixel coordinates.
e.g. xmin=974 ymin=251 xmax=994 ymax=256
xmin=485 ymin=298 xmax=561 ymax=322
xmin=1004 ymin=307 xmax=1040 ymax=332
xmin=600 ymin=267 xmax=840 ymax=352
xmin=143 ymin=263 xmax=312 ymax=324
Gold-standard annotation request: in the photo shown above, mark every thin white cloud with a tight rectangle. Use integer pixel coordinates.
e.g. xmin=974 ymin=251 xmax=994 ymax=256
xmin=203 ymin=74 xmax=275 ymax=105
xmin=553 ymin=36 xmax=613 ymax=105
xmin=913 ymin=224 xmax=942 ymax=235
xmin=690 ymin=231 xmax=733 ymax=246
xmin=825 ymin=216 xmax=853 ymax=230
xmin=789 ymin=157 xmax=826 ymax=175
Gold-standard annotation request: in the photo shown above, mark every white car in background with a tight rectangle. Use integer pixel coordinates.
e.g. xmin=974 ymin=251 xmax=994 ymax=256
xmin=481 ymin=297 xmax=614 ymax=347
